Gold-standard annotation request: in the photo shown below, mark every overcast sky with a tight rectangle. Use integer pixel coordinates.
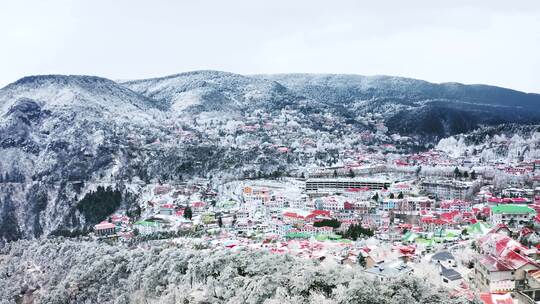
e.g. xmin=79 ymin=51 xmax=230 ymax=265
xmin=2 ymin=0 xmax=540 ymax=92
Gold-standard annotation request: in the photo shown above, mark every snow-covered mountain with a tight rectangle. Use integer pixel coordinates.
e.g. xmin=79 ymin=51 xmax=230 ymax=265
xmin=0 ymin=75 xmax=164 ymax=119
xmin=123 ymin=70 xmax=299 ymax=112
xmin=125 ymin=70 xmax=540 ymax=137
xmin=255 ymin=73 xmax=540 ymax=136
xmin=1 ymin=70 xmax=540 ymax=243
xmin=0 ymin=75 xmax=167 ymax=242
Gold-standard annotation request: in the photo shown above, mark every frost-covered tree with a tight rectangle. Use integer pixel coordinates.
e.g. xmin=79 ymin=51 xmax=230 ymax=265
xmin=0 ymin=238 xmax=475 ymax=304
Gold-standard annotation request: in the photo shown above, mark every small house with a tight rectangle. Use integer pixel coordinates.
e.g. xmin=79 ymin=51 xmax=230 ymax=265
xmin=94 ymin=221 xmax=116 ymax=236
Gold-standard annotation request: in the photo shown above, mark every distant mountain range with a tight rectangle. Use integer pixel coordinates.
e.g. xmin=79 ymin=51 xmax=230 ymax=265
xmin=1 ymin=70 xmax=539 ymax=243
xmin=254 ymin=73 xmax=540 ymax=136
xmin=124 ymin=70 xmax=540 ymax=136
xmin=4 ymin=71 xmax=538 ymax=138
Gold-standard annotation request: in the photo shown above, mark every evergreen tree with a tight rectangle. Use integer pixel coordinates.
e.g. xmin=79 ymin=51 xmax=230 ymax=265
xmin=313 ymin=219 xmax=341 ymax=229
xmin=348 ymin=169 xmax=355 ymax=178
xmin=357 ymin=254 xmax=367 ymax=268
xmin=398 ymin=192 xmax=404 ymax=199
xmin=217 ymin=216 xmax=223 ymax=228
xmin=184 ymin=206 xmax=193 ymax=220
xmin=342 ymin=224 xmax=374 ymax=240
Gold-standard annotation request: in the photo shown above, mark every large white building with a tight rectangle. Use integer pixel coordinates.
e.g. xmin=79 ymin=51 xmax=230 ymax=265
xmin=305 ymin=178 xmax=392 ymax=195
xmin=421 ymin=179 xmax=474 ymax=200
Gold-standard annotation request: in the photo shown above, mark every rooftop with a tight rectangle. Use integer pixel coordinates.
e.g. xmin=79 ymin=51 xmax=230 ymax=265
xmin=134 ymin=220 xmax=161 ymax=227
xmin=479 ymin=293 xmax=514 ymax=304
xmin=431 ymin=251 xmax=455 ymax=262
xmin=490 ymin=204 xmax=535 ymax=214
xmin=440 ymin=266 xmax=462 ymax=281
xmin=306 ymin=177 xmax=393 ymax=183
xmin=364 ymin=261 xmax=412 ymax=278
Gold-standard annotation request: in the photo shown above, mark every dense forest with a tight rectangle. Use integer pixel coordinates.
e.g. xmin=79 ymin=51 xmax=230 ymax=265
xmin=76 ymin=186 xmax=122 ymax=225
xmin=0 ymin=238 xmax=475 ymax=304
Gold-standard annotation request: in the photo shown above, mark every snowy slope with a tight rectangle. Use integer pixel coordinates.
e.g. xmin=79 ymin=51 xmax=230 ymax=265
xmin=255 ymin=73 xmax=540 ymax=137
xmin=0 ymin=75 xmax=169 ymax=242
xmin=254 ymin=73 xmax=540 ymax=107
xmin=0 ymin=75 xmax=164 ymax=123
xmin=123 ymin=70 xmax=300 ymax=114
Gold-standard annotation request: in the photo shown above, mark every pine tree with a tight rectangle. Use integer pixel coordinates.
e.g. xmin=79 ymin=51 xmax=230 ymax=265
xmin=357 ymin=254 xmax=366 ymax=268
xmin=184 ymin=206 xmax=193 ymax=220
xmin=313 ymin=219 xmax=341 ymax=228
xmin=454 ymin=167 xmax=460 ymax=178
xmin=217 ymin=216 xmax=223 ymax=228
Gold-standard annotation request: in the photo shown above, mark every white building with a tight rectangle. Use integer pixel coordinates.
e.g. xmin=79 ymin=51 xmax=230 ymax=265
xmin=489 ymin=205 xmax=535 ymax=228
xmin=421 ymin=179 xmax=474 ymax=200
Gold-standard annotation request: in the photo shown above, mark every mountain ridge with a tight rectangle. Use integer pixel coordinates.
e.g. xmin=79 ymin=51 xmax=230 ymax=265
xmin=1 ymin=70 xmax=540 ymax=244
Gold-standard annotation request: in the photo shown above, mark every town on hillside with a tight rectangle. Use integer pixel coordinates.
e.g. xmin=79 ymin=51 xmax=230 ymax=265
xmin=90 ymin=134 xmax=540 ymax=304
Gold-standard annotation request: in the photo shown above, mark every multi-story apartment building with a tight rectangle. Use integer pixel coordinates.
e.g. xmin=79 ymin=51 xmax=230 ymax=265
xmin=379 ymin=197 xmax=434 ymax=215
xmin=421 ymin=179 xmax=474 ymax=200
xmin=305 ymin=178 xmax=392 ymax=196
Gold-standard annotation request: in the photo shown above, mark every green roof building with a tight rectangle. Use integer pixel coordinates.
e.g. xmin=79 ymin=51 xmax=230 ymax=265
xmin=490 ymin=205 xmax=535 ymax=214
xmin=134 ymin=220 xmax=162 ymax=227
xmin=133 ymin=220 xmax=164 ymax=235
xmin=490 ymin=204 xmax=536 ymax=228
xmin=467 ymin=221 xmax=491 ymax=235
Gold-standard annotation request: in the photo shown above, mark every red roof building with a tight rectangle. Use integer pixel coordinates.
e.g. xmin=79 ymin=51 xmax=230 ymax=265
xmin=479 ymin=293 xmax=514 ymax=304
xmin=474 ymin=233 xmax=540 ymax=293
xmin=94 ymin=221 xmax=116 ymax=236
